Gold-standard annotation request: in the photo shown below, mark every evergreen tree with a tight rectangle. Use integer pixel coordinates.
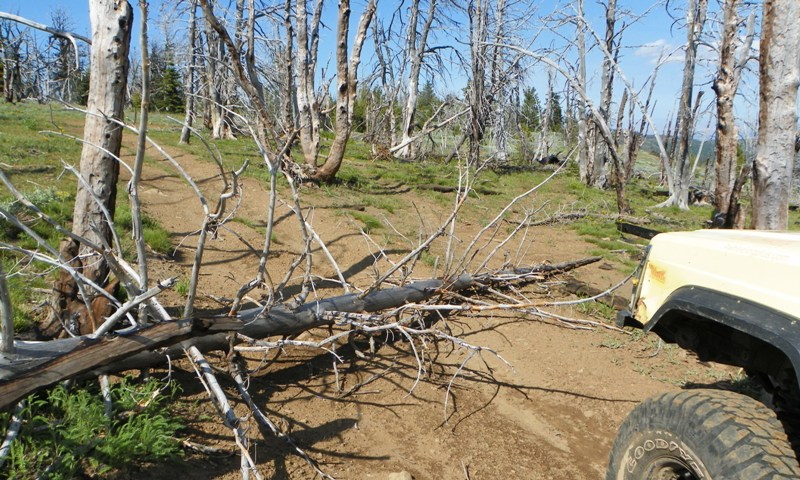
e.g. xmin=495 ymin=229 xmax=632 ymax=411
xmin=520 ymin=86 xmax=541 ymax=130
xmin=151 ymin=65 xmax=184 ymax=112
xmin=549 ymin=92 xmax=563 ymax=132
xmin=416 ymin=80 xmax=440 ymax=127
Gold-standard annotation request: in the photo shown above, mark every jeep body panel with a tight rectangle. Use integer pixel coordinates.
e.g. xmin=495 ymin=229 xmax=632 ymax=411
xmin=631 ymin=230 xmax=800 ymax=327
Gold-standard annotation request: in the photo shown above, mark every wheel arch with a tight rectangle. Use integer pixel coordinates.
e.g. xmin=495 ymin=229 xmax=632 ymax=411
xmin=643 ymin=286 xmax=800 ymax=392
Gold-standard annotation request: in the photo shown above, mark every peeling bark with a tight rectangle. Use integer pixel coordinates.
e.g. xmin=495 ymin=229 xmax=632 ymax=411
xmin=752 ymin=0 xmax=800 ymax=229
xmin=46 ymin=0 xmax=132 ymax=336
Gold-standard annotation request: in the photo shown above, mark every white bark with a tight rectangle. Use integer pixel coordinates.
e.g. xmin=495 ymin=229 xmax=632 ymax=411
xmin=314 ymin=0 xmax=376 ymax=181
xmin=713 ymin=2 xmax=755 ymax=227
xmin=0 ymin=262 xmax=13 ymax=354
xmin=48 ymin=0 xmax=132 ymax=334
xmin=295 ymin=0 xmax=324 ymax=166
xmin=179 ymin=0 xmax=199 ymax=144
xmin=752 ymin=0 xmax=800 ymax=229
xmin=668 ymin=0 xmax=708 ymax=209
xmin=576 ymin=0 xmax=589 ymax=183
xmin=395 ymin=0 xmax=437 ymax=159
xmin=591 ymin=0 xmax=617 ymax=188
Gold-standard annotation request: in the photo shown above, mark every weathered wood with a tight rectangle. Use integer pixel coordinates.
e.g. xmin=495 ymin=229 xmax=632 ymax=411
xmin=752 ymin=0 xmax=800 ymax=229
xmin=46 ymin=0 xmax=132 ymax=335
xmin=616 ymin=221 xmax=661 ymax=240
xmin=0 ymin=258 xmax=601 ymax=401
xmin=0 ymin=318 xmax=242 ymax=411
xmin=560 ymin=278 xmax=629 ymax=311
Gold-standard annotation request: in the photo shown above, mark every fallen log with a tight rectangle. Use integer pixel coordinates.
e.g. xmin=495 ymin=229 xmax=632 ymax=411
xmin=559 ymin=278 xmax=630 ymax=311
xmin=0 ymin=317 xmax=242 ymax=411
xmin=0 ymin=257 xmax=601 ymax=408
xmin=616 ymin=221 xmax=661 ymax=240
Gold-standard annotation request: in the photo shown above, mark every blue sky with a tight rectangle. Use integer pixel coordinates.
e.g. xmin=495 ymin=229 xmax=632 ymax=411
xmin=0 ymin=0 xmax=761 ymax=133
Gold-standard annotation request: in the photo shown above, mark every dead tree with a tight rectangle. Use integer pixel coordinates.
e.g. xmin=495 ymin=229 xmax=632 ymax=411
xmin=313 ymin=0 xmax=377 ymax=182
xmin=394 ymin=0 xmax=438 ymax=159
xmin=575 ymin=0 xmax=589 ymax=183
xmin=203 ymin=10 xmax=236 ymax=140
xmin=295 ymin=0 xmax=324 ymax=167
xmin=664 ymin=0 xmax=708 ymax=209
xmin=467 ymin=0 xmax=489 ymax=167
xmin=712 ymin=1 xmax=756 ymax=228
xmin=752 ymin=0 xmax=800 ymax=229
xmin=179 ymin=0 xmax=199 ymax=144
xmin=590 ymin=0 xmax=617 ymax=188
xmin=0 ymin=19 xmax=24 ymax=103
xmin=45 ymin=0 xmax=132 ymax=336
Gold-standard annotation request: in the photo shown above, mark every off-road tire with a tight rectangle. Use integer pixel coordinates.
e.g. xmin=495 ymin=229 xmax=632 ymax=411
xmin=607 ymin=389 xmax=800 ymax=479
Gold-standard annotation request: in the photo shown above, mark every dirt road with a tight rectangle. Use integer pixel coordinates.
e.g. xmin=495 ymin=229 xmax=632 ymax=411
xmin=120 ymin=138 xmax=734 ymax=480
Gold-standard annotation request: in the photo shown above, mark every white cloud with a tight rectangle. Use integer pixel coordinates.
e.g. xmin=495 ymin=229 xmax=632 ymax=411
xmin=634 ymin=39 xmax=684 ymax=65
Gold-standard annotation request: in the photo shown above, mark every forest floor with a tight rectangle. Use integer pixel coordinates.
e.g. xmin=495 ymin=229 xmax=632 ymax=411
xmin=95 ymin=128 xmax=742 ymax=480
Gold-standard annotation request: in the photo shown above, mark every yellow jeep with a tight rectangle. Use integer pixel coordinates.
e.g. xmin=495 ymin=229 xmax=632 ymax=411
xmin=608 ymin=230 xmax=800 ymax=479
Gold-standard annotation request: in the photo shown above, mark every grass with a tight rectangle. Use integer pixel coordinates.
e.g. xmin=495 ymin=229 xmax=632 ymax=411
xmin=1 ymin=377 xmax=182 ymax=478
xmin=175 ymin=277 xmax=190 ymax=297
xmin=347 ymin=211 xmax=383 ymax=233
xmin=115 ymin=203 xmax=174 ymax=256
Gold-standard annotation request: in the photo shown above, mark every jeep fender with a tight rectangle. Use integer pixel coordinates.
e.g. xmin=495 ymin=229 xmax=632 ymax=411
xmin=642 ymin=286 xmax=800 ymax=389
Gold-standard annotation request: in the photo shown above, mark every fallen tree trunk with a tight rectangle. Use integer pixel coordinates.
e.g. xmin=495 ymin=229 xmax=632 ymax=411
xmin=0 ymin=257 xmax=600 ymax=408
xmin=0 ymin=317 xmax=242 ymax=411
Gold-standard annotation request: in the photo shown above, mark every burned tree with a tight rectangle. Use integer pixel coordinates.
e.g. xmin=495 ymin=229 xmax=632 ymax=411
xmin=712 ymin=0 xmax=756 ymax=228
xmin=751 ymin=0 xmax=800 ymax=230
xmin=42 ymin=1 xmax=132 ymax=336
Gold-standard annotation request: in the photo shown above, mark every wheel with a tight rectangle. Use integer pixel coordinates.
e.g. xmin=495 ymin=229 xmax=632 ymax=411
xmin=607 ymin=389 xmax=800 ymax=480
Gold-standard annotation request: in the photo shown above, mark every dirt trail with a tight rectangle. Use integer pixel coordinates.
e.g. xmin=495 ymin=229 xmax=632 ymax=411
xmin=117 ymin=138 xmax=733 ymax=480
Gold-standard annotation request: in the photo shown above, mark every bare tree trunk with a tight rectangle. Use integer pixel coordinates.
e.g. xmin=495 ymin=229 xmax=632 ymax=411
xmin=372 ymin=17 xmax=399 ymax=152
xmin=590 ymin=0 xmax=617 ymax=188
xmin=281 ymin=0 xmax=296 ymax=131
xmin=395 ymin=0 xmax=437 ymax=160
xmin=179 ymin=0 xmax=198 ymax=144
xmin=203 ymin=15 xmax=234 ymax=140
xmin=313 ymin=0 xmax=376 ymax=182
xmin=295 ymin=0 xmax=323 ymax=166
xmin=489 ymin=0 xmax=509 ymax=166
xmin=752 ymin=0 xmax=800 ymax=229
xmin=712 ymin=2 xmax=755 ymax=227
xmin=467 ymin=0 xmax=489 ymax=167
xmin=668 ymin=0 xmax=708 ymax=209
xmin=576 ymin=0 xmax=589 ymax=183
xmin=0 ymin=262 xmax=13 ymax=354
xmin=47 ymin=0 xmax=132 ymax=336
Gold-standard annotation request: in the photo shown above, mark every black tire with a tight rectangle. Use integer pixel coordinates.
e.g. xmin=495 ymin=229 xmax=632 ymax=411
xmin=607 ymin=389 xmax=800 ymax=480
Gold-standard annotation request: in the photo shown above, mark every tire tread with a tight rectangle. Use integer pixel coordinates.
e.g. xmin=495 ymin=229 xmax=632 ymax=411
xmin=607 ymin=389 xmax=800 ymax=479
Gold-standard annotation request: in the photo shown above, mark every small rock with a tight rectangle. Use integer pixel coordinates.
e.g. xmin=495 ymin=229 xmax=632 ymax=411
xmin=387 ymin=472 xmax=413 ymax=480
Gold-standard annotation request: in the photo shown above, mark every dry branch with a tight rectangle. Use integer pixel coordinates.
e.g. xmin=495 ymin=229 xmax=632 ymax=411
xmin=0 ymin=257 xmax=600 ymax=405
xmin=0 ymin=317 xmax=242 ymax=410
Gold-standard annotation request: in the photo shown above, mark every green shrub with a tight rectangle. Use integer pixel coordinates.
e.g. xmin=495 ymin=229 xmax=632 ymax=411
xmin=1 ymin=378 xmax=182 ymax=479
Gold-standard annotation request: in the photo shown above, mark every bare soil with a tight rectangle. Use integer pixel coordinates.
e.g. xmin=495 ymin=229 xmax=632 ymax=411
xmin=114 ymin=139 xmax=737 ymax=480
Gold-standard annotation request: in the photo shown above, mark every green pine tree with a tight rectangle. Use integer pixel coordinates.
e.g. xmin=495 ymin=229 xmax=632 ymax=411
xmin=520 ymin=87 xmax=541 ymax=131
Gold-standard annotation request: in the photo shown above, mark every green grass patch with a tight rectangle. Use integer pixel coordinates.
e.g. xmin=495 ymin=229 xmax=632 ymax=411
xmin=175 ymin=277 xmax=190 ymax=297
xmin=348 ymin=211 xmax=383 ymax=233
xmin=1 ymin=258 xmax=47 ymax=332
xmin=115 ymin=203 xmax=173 ymax=255
xmin=0 ymin=188 xmax=74 ymax=248
xmin=1 ymin=377 xmax=182 ymax=479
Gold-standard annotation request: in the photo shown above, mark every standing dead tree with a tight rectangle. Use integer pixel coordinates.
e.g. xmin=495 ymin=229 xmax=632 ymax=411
xmin=590 ymin=0 xmax=618 ymax=188
xmin=179 ymin=0 xmax=200 ymax=144
xmin=23 ymin=1 xmax=133 ymax=337
xmin=661 ymin=0 xmax=708 ymax=209
xmin=313 ymin=0 xmax=377 ymax=181
xmin=751 ymin=0 xmax=800 ymax=229
xmin=711 ymin=0 xmax=756 ymax=228
xmin=394 ymin=0 xmax=438 ymax=160
xmin=295 ymin=0 xmax=324 ymax=167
